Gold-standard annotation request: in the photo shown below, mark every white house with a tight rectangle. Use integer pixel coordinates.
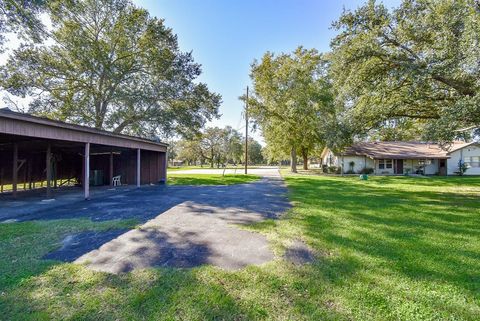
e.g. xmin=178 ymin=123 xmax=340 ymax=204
xmin=320 ymin=141 xmax=480 ymax=176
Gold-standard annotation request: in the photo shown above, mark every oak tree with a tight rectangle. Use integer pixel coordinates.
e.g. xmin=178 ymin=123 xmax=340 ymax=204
xmin=330 ymin=0 xmax=480 ymax=142
xmin=1 ymin=0 xmax=220 ymax=138
xmin=248 ymin=47 xmax=335 ymax=172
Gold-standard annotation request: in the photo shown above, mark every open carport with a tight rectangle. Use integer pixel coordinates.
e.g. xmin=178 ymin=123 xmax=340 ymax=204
xmin=0 ymin=108 xmax=167 ymax=200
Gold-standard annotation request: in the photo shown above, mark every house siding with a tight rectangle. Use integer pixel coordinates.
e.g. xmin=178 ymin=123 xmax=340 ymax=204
xmin=375 ymin=159 xmax=394 ymax=175
xmin=321 ymin=152 xmax=374 ymax=174
xmin=342 ymin=156 xmax=373 ymax=173
xmin=448 ymin=145 xmax=480 ymax=175
xmin=321 ymin=150 xmax=339 ymax=167
xmin=424 ymin=159 xmax=439 ymax=175
xmin=396 ymin=159 xmax=437 ymax=175
xmin=322 ymin=143 xmax=480 ymax=176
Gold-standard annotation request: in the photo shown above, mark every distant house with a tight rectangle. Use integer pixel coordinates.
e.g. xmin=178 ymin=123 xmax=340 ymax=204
xmin=320 ymin=141 xmax=480 ymax=176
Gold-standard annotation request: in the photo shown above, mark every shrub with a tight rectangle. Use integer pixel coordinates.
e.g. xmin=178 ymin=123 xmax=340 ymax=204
xmin=345 ymin=169 xmax=356 ymax=174
xmin=327 ymin=166 xmax=339 ymax=174
xmin=322 ymin=165 xmax=328 ymax=173
xmin=457 ymin=160 xmax=468 ymax=176
xmin=349 ymin=161 xmax=355 ymax=172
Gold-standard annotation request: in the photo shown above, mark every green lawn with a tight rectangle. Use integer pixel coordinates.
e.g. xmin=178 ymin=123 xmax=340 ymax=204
xmin=167 ymin=165 xmax=208 ymax=171
xmin=168 ymin=165 xmax=268 ymax=171
xmin=0 ymin=175 xmax=479 ymax=320
xmin=167 ymin=173 xmax=260 ymax=185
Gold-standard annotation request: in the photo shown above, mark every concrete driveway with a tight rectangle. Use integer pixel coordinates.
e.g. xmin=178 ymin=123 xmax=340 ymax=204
xmin=7 ymin=168 xmax=291 ymax=273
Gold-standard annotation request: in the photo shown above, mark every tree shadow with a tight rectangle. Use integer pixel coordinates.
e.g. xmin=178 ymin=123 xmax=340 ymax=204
xmin=1 ymin=263 xmax=264 ymax=320
xmin=73 ymin=228 xmax=214 ymax=273
xmin=285 ymin=176 xmax=480 ymax=298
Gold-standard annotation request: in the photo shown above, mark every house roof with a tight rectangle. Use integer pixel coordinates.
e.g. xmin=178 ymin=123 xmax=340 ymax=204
xmin=0 ymin=108 xmax=168 ymax=152
xmin=340 ymin=141 xmax=475 ymax=159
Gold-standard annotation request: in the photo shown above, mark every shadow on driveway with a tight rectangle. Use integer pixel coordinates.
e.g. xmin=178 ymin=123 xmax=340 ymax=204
xmin=3 ymin=175 xmax=291 ymax=272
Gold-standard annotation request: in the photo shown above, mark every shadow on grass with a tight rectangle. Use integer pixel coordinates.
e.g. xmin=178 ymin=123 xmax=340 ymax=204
xmin=285 ymin=176 xmax=480 ymax=297
xmin=0 ymin=219 xmax=261 ymax=320
xmin=2 ymin=175 xmax=479 ymax=319
xmin=1 ymin=264 xmax=264 ymax=320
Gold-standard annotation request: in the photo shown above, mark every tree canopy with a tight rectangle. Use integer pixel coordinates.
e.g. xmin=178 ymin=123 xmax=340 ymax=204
xmin=246 ymin=137 xmax=264 ymax=165
xmin=176 ymin=126 xmax=265 ymax=167
xmin=330 ymin=0 xmax=480 ymax=143
xmin=248 ymin=47 xmax=335 ymax=171
xmin=1 ymin=0 xmax=220 ymax=139
xmin=0 ymin=0 xmax=46 ymax=49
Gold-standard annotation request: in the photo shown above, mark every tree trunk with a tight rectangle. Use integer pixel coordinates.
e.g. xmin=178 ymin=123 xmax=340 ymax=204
xmin=210 ymin=149 xmax=214 ymax=168
xmin=290 ymin=147 xmax=297 ymax=173
xmin=302 ymin=148 xmax=308 ymax=170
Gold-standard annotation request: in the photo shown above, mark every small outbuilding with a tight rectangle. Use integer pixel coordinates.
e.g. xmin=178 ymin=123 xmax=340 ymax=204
xmin=0 ymin=108 xmax=167 ymax=199
xmin=321 ymin=141 xmax=480 ymax=176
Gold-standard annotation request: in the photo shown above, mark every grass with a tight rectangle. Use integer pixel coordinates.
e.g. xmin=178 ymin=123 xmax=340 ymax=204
xmin=168 ymin=165 xmax=208 ymax=171
xmin=168 ymin=165 xmax=270 ymax=171
xmin=167 ymin=173 xmax=260 ymax=185
xmin=0 ymin=174 xmax=479 ymax=320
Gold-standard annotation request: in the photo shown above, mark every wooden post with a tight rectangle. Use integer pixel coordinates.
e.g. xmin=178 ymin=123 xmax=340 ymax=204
xmin=12 ymin=143 xmax=18 ymax=198
xmin=84 ymin=143 xmax=90 ymax=199
xmin=136 ymin=148 xmax=141 ymax=187
xmin=28 ymin=159 xmax=32 ymax=190
xmin=23 ymin=161 xmax=26 ymax=190
xmin=46 ymin=144 xmax=52 ymax=198
xmin=53 ymin=159 xmax=57 ymax=189
xmin=109 ymin=151 xmax=114 ymax=187
xmin=164 ymin=151 xmax=168 ymax=183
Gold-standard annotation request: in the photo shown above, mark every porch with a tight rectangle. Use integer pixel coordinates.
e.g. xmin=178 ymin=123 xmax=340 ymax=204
xmin=373 ymin=158 xmax=447 ymax=176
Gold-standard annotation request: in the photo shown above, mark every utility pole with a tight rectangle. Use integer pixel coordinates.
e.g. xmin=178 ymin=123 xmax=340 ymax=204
xmin=245 ymin=86 xmax=249 ymax=175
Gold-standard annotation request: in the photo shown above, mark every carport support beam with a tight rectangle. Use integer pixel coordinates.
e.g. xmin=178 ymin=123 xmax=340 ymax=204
xmin=46 ymin=144 xmax=52 ymax=198
xmin=109 ymin=151 xmax=114 ymax=187
xmin=136 ymin=148 xmax=141 ymax=187
xmin=12 ymin=143 xmax=18 ymax=198
xmin=84 ymin=143 xmax=90 ymax=199
xmin=164 ymin=151 xmax=168 ymax=183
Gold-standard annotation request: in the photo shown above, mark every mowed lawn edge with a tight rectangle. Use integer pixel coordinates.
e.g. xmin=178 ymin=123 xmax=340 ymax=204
xmin=0 ymin=174 xmax=479 ymax=320
xmin=167 ymin=173 xmax=261 ymax=185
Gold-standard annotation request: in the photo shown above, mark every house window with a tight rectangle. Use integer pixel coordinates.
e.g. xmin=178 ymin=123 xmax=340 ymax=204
xmin=465 ymin=156 xmax=480 ymax=167
xmin=378 ymin=159 xmax=392 ymax=169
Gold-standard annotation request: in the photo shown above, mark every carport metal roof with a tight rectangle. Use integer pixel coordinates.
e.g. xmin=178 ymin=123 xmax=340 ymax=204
xmin=0 ymin=108 xmax=167 ymax=152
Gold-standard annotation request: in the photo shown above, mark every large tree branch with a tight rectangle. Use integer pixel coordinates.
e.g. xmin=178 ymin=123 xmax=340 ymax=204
xmin=431 ymin=74 xmax=476 ymax=96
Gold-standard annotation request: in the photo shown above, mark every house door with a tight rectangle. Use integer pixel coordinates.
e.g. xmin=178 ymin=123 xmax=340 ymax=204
xmin=395 ymin=159 xmax=404 ymax=174
xmin=439 ymin=159 xmax=447 ymax=176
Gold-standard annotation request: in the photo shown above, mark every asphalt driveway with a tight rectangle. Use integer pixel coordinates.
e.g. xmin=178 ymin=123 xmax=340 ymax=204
xmin=2 ymin=168 xmax=291 ymax=273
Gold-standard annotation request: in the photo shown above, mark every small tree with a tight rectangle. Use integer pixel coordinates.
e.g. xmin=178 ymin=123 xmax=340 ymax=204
xmin=349 ymin=161 xmax=355 ymax=172
xmin=457 ymin=160 xmax=469 ymax=176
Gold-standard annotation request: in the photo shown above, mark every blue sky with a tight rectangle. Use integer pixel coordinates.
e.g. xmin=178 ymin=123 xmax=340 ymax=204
xmin=135 ymin=0 xmax=401 ymax=142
